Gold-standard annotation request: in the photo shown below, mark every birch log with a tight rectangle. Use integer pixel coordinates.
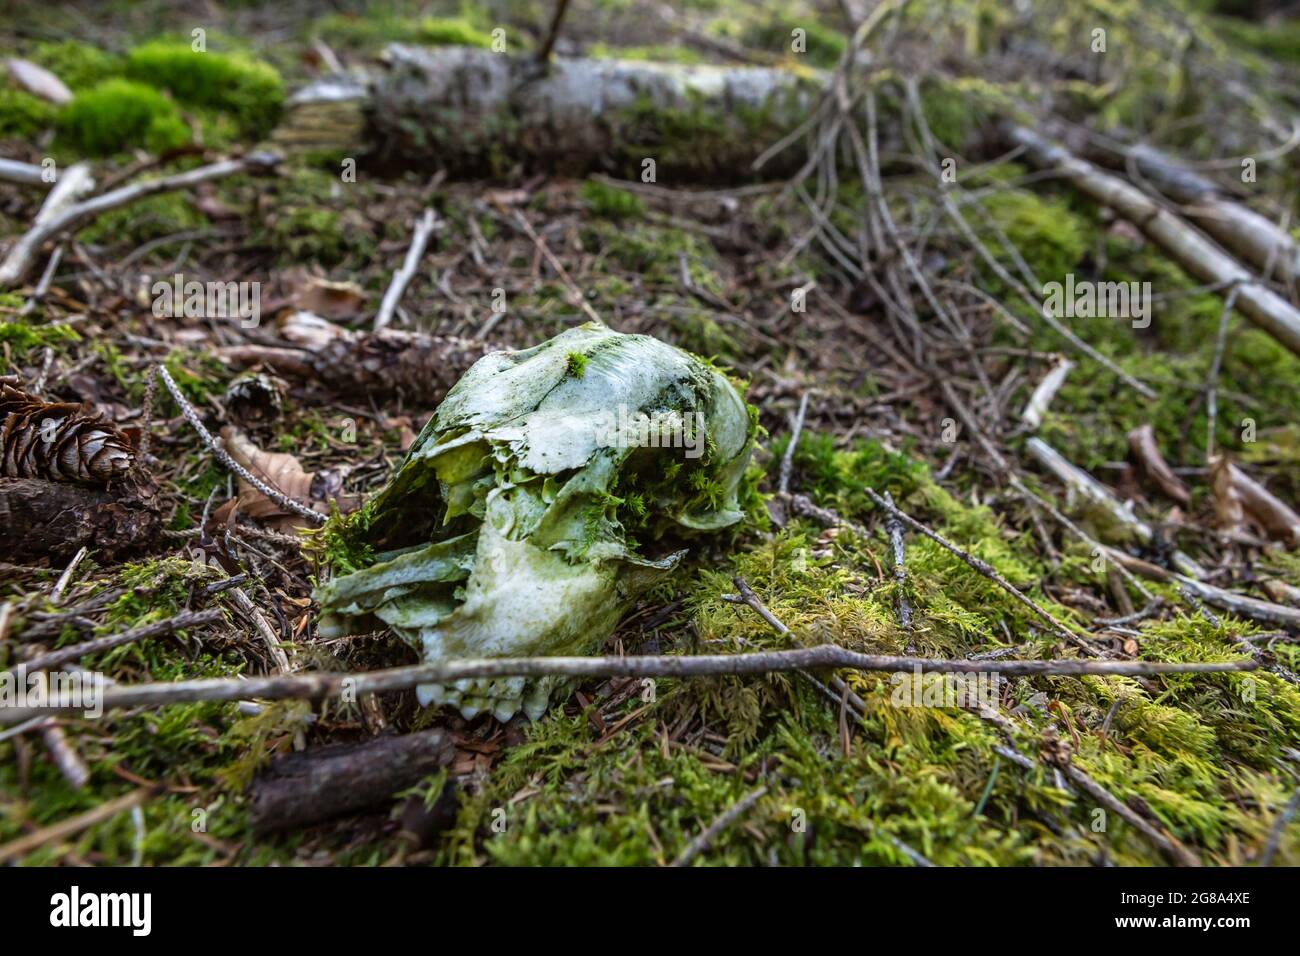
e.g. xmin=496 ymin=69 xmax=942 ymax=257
xmin=354 ymin=46 xmax=822 ymax=178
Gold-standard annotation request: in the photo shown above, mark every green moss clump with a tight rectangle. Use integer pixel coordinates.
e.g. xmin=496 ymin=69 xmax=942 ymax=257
xmin=747 ymin=17 xmax=847 ymax=68
xmin=29 ymin=40 xmax=124 ymax=91
xmin=0 ymin=88 xmax=59 ymax=140
xmin=979 ymin=187 xmax=1092 ymax=283
xmin=417 ymin=16 xmax=494 ymax=48
xmin=588 ymin=43 xmax=707 ymax=65
xmin=58 ymin=80 xmax=190 ymax=156
xmin=125 ymin=42 xmax=284 ymax=135
xmin=565 ymin=351 xmax=589 ymax=377
xmin=580 ymin=178 xmax=645 ymax=220
xmin=80 ymin=191 xmax=206 ymax=245
xmin=0 ymin=316 xmax=80 ymax=360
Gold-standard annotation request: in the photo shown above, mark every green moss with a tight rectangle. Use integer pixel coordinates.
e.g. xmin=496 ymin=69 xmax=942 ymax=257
xmin=29 ymin=40 xmax=124 ymax=91
xmin=80 ymin=190 xmax=205 ymax=245
xmin=565 ymin=351 xmax=588 ymax=378
xmin=746 ymin=17 xmax=847 ymax=68
xmin=0 ymin=316 xmax=80 ymax=360
xmin=580 ymin=178 xmax=645 ymax=220
xmin=58 ymin=79 xmax=190 ymax=156
xmin=417 ymin=16 xmax=494 ymax=48
xmin=125 ymin=42 xmax=283 ymax=135
xmin=259 ymin=167 xmax=376 ymax=266
xmin=588 ymin=43 xmax=708 ymax=65
xmin=0 ymin=88 xmax=59 ymax=141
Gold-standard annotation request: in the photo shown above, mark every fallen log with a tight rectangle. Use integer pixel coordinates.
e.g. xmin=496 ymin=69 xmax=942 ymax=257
xmin=279 ymin=46 xmax=823 ymax=179
xmin=1006 ymin=125 xmax=1300 ymax=358
xmin=248 ymin=729 xmax=454 ymax=833
xmin=0 ymin=477 xmax=163 ymax=562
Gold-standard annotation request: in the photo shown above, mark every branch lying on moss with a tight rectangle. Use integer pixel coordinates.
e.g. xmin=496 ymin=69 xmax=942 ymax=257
xmin=249 ymin=729 xmax=454 ymax=833
xmin=0 ymin=646 xmax=1256 ymax=725
xmin=864 ymin=486 xmax=1094 ymax=652
xmin=13 ymin=608 xmax=223 ymax=673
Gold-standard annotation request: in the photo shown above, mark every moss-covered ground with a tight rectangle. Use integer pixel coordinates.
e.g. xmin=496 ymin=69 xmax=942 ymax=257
xmin=1 ymin=0 xmax=1298 ymax=867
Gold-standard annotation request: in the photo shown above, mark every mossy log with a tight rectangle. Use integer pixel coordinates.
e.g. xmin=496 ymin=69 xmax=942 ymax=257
xmin=279 ymin=46 xmax=824 ymax=179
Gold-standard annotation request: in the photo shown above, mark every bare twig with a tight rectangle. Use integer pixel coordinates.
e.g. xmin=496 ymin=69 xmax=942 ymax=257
xmin=0 ymin=646 xmax=1254 ymax=725
xmin=0 ymin=788 xmax=155 ymax=864
xmin=512 ymin=211 xmax=603 ymax=324
xmin=39 ymin=722 xmax=90 ymax=789
xmin=49 ymin=546 xmax=88 ymax=606
xmin=777 ymin=391 xmax=810 ymax=497
xmin=725 ymin=577 xmax=866 ymax=717
xmin=155 ymin=365 xmax=325 ymax=525
xmin=864 ymin=487 xmax=1092 ymax=650
xmin=0 ymin=157 xmax=47 ymax=186
xmin=882 ymin=491 xmax=913 ymax=632
xmin=535 ymin=0 xmax=572 ymax=64
xmin=671 ymin=784 xmax=768 ymax=866
xmin=374 ymin=208 xmax=440 ymax=330
xmin=1020 ymin=356 xmax=1074 ymax=430
xmin=226 ymin=588 xmax=292 ymax=673
xmin=14 ymin=608 xmax=223 ymax=674
xmin=0 ymin=152 xmax=280 ymax=288
xmin=1260 ymin=785 xmax=1300 ymax=866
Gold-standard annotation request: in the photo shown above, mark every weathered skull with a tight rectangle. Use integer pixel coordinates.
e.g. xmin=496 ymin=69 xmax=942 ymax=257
xmin=315 ymin=323 xmax=755 ymax=721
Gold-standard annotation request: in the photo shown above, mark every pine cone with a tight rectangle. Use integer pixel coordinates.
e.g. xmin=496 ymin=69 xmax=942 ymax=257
xmin=0 ymin=376 xmax=133 ymax=485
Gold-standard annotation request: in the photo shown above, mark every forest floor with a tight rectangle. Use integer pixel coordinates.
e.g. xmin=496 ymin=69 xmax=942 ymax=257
xmin=2 ymin=0 xmax=1300 ymax=866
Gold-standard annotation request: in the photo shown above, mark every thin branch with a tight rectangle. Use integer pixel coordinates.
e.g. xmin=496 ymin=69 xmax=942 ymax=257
xmin=724 ymin=577 xmax=866 ymax=717
xmin=777 ymin=391 xmax=810 ymax=497
xmin=0 ymin=152 xmax=280 ymax=288
xmin=670 ymin=784 xmax=768 ymax=866
xmin=864 ymin=487 xmax=1092 ymax=650
xmin=535 ymin=0 xmax=572 ymax=65
xmin=374 ymin=208 xmax=440 ymax=330
xmin=0 ymin=788 xmax=155 ymax=864
xmin=0 ymin=646 xmax=1255 ymax=726
xmin=882 ymin=490 xmax=913 ymax=631
xmin=14 ymin=608 xmax=223 ymax=674
xmin=155 ymin=365 xmax=325 ymax=525
xmin=512 ymin=211 xmax=603 ymax=324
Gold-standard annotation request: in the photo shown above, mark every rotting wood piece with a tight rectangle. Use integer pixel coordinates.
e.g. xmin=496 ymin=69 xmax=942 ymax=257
xmin=248 ymin=729 xmax=455 ymax=833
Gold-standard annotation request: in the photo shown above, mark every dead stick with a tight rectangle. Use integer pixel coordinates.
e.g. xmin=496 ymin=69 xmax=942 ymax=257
xmin=882 ymin=490 xmax=913 ymax=631
xmin=374 ymin=208 xmax=439 ymax=330
xmin=777 ymin=391 xmax=810 ymax=497
xmin=14 ymin=608 xmax=223 ymax=674
xmin=1062 ymin=763 xmax=1201 ymax=866
xmin=249 ymin=729 xmax=454 ymax=833
xmin=864 ymin=486 xmax=1091 ymax=650
xmin=724 ymin=577 xmax=866 ymax=717
xmin=670 ymin=784 xmax=768 ymax=866
xmin=0 ymin=788 xmax=155 ymax=864
xmin=512 ymin=211 xmax=603 ymax=324
xmin=156 ymin=365 xmax=324 ymax=525
xmin=535 ymin=0 xmax=572 ymax=64
xmin=0 ymin=152 xmax=280 ymax=288
xmin=0 ymin=647 xmax=1255 ymax=725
